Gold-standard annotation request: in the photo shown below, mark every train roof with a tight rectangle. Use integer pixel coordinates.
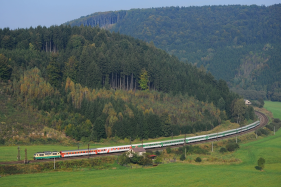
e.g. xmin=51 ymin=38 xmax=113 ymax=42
xmin=61 ymin=148 xmax=95 ymax=152
xmin=34 ymin=151 xmax=59 ymax=154
xmin=133 ymin=142 xmax=161 ymax=146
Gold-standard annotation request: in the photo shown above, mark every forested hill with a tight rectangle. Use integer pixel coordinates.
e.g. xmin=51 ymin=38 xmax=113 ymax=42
xmin=0 ymin=25 xmax=251 ymax=143
xmin=0 ymin=25 xmax=236 ymax=109
xmin=65 ymin=4 xmax=281 ymax=101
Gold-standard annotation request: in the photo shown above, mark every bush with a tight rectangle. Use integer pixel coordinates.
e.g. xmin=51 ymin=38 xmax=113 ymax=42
xmin=166 ymin=147 xmax=171 ymax=154
xmin=146 ymin=150 xmax=153 ymax=155
xmin=180 ymin=154 xmax=186 ymax=161
xmin=130 ymin=153 xmax=141 ymax=164
xmin=187 ymin=146 xmax=209 ymax=155
xmin=267 ymin=120 xmax=281 ymax=132
xmin=219 ymin=147 xmax=227 ymax=153
xmin=177 ymin=147 xmax=184 ymax=154
xmin=155 ymin=150 xmax=161 ymax=156
xmin=257 ymin=128 xmax=269 ymax=136
xmin=226 ymin=143 xmax=239 ymax=152
xmin=138 ymin=156 xmax=152 ymax=165
xmin=118 ymin=153 xmax=130 ymax=165
xmin=258 ymin=157 xmax=265 ymax=170
xmin=195 ymin=157 xmax=202 ymax=162
xmin=0 ymin=138 xmax=5 ymax=145
xmin=154 ymin=156 xmax=162 ymax=164
xmin=273 ymin=118 xmax=281 ymax=123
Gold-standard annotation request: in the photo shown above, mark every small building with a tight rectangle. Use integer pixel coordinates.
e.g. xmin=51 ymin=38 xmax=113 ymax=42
xmin=127 ymin=147 xmax=146 ymax=158
xmin=244 ymin=99 xmax=252 ymax=105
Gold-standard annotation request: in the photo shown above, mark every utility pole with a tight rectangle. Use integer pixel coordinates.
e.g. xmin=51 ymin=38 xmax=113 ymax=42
xmin=17 ymin=146 xmax=20 ymax=161
xmin=184 ymin=134 xmax=186 ymax=158
xmin=24 ymin=149 xmax=28 ymax=164
xmin=256 ymin=130 xmax=257 ymax=139
xmin=217 ymin=132 xmax=218 ymax=141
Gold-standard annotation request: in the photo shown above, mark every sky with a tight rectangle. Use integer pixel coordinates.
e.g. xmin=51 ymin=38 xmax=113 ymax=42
xmin=0 ymin=0 xmax=280 ymax=29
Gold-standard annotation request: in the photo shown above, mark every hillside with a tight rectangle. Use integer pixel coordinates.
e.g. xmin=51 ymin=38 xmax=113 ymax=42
xmin=0 ymin=25 xmax=255 ymax=143
xmin=65 ymin=4 xmax=281 ymax=101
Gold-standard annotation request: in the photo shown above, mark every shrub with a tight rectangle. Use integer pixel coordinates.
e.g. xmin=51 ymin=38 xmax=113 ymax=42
xmin=187 ymin=146 xmax=209 ymax=155
xmin=138 ymin=156 xmax=152 ymax=165
xmin=154 ymin=156 xmax=162 ymax=164
xmin=267 ymin=121 xmax=281 ymax=132
xmin=195 ymin=157 xmax=202 ymax=162
xmin=177 ymin=147 xmax=184 ymax=154
xmin=226 ymin=143 xmax=239 ymax=152
xmin=0 ymin=138 xmax=5 ymax=145
xmin=166 ymin=147 xmax=171 ymax=154
xmin=273 ymin=118 xmax=280 ymax=123
xmin=257 ymin=129 xmax=269 ymax=136
xmin=258 ymin=157 xmax=265 ymax=170
xmin=155 ymin=150 xmax=161 ymax=156
xmin=146 ymin=150 xmax=153 ymax=155
xmin=130 ymin=153 xmax=141 ymax=164
xmin=180 ymin=154 xmax=186 ymax=161
xmin=219 ymin=147 xmax=227 ymax=153
xmin=118 ymin=153 xmax=130 ymax=165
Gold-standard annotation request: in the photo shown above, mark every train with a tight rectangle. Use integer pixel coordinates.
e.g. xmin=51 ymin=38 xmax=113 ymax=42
xmin=33 ymin=120 xmax=260 ymax=160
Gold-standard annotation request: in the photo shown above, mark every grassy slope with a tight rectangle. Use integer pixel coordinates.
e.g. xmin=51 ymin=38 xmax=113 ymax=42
xmin=264 ymin=101 xmax=281 ymax=120
xmin=1 ymin=127 xmax=281 ymax=186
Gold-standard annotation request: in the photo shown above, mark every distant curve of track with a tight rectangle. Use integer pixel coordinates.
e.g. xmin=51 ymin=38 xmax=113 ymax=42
xmin=0 ymin=111 xmax=268 ymax=165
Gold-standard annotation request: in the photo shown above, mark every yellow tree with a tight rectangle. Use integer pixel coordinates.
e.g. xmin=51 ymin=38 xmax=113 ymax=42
xmin=139 ymin=68 xmax=149 ymax=90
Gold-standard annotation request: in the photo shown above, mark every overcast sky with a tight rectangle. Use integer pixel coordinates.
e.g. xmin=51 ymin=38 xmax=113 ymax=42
xmin=0 ymin=0 xmax=280 ymax=29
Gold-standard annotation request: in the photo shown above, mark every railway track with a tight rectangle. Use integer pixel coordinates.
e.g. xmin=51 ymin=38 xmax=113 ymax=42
xmin=0 ymin=111 xmax=268 ymax=165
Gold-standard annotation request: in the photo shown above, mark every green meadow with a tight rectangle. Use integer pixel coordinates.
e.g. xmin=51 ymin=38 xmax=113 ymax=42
xmin=1 ymin=126 xmax=281 ymax=186
xmin=264 ymin=101 xmax=281 ymax=120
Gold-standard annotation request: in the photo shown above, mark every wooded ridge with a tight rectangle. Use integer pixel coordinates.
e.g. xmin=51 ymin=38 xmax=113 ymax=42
xmin=65 ymin=4 xmax=281 ymax=101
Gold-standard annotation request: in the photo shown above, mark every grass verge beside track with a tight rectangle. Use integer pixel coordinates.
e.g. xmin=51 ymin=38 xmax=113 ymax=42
xmin=1 ymin=127 xmax=280 ymax=186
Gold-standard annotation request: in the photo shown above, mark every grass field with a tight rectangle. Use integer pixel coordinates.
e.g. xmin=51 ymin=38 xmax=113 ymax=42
xmin=264 ymin=101 xmax=281 ymax=120
xmin=1 ymin=127 xmax=280 ymax=186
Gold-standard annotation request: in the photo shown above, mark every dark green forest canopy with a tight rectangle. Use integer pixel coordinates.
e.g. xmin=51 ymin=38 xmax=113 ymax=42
xmin=0 ymin=25 xmax=256 ymax=142
xmin=65 ymin=4 xmax=281 ymax=101
xmin=0 ymin=25 xmax=237 ymax=112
